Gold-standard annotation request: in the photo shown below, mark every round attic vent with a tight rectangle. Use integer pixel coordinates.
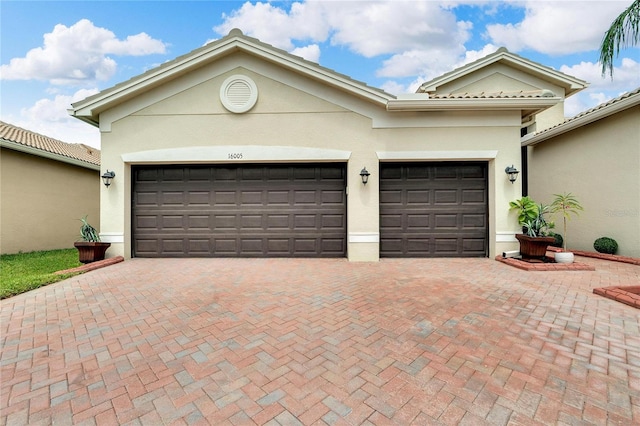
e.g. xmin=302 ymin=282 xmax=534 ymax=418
xmin=220 ymin=75 xmax=258 ymax=113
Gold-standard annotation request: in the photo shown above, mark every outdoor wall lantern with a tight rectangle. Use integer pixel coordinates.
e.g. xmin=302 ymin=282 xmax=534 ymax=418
xmin=505 ymin=165 xmax=519 ymax=184
xmin=101 ymin=170 xmax=116 ymax=188
xmin=360 ymin=167 xmax=370 ymax=185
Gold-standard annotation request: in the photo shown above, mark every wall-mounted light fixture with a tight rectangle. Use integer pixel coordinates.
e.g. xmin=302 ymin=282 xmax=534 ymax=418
xmin=505 ymin=165 xmax=519 ymax=184
xmin=359 ymin=167 xmax=370 ymax=185
xmin=101 ymin=170 xmax=116 ymax=188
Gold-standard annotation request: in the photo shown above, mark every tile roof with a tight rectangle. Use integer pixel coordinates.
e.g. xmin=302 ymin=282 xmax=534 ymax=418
xmin=428 ymin=89 xmax=557 ymax=99
xmin=0 ymin=121 xmax=100 ymax=167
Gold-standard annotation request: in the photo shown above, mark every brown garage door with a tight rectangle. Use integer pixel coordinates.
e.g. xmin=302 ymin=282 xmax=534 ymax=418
xmin=133 ymin=164 xmax=346 ymax=257
xmin=380 ymin=162 xmax=487 ymax=257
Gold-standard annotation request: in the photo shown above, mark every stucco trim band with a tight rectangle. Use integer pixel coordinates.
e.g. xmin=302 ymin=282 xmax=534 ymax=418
xmin=496 ymin=232 xmax=518 ymax=243
xmin=349 ymin=233 xmax=380 ymax=243
xmin=122 ymin=146 xmax=352 ymax=163
xmin=100 ymin=232 xmax=125 ymax=243
xmin=376 ymin=150 xmax=498 ymax=161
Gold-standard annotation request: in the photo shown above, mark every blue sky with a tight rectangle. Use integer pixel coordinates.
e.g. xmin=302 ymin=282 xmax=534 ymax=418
xmin=1 ymin=1 xmax=638 ymax=148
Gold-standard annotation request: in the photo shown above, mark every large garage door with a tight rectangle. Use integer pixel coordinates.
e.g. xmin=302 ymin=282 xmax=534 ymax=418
xmin=380 ymin=162 xmax=487 ymax=257
xmin=133 ymin=164 xmax=346 ymax=257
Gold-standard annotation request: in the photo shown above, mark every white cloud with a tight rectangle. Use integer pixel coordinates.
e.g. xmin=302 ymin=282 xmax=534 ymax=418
xmin=560 ymin=57 xmax=640 ymax=116
xmin=0 ymin=19 xmax=166 ymax=85
xmin=215 ymin=1 xmax=473 ymax=79
xmin=2 ymin=88 xmax=102 ymax=148
xmin=561 ymin=58 xmax=640 ymax=92
xmin=486 ymin=1 xmax=627 ymax=55
xmin=215 ymin=1 xmax=329 ymax=50
xmin=291 ymin=44 xmax=321 ymax=63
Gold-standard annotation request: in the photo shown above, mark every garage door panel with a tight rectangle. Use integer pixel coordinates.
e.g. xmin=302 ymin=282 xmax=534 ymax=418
xmin=267 ymin=215 xmax=290 ymax=228
xmin=136 ymin=215 xmax=158 ymax=229
xmin=380 ymin=162 xmax=487 ymax=258
xmin=214 ymin=191 xmax=237 ymax=205
xmin=407 ymin=190 xmax=430 ymax=204
xmin=133 ymin=164 xmax=346 ymax=257
xmin=380 ymin=190 xmax=403 ymax=205
xmin=462 ymin=214 xmax=486 ymax=228
xmin=321 ymin=190 xmax=344 ymax=204
xmin=434 ymin=214 xmax=457 ymax=229
xmin=187 ymin=192 xmax=210 ymax=205
xmin=322 ymin=214 xmax=345 ymax=228
xmin=162 ymin=216 xmax=184 ymax=230
xmin=189 ymin=239 xmax=210 ymax=253
xmin=462 ymin=189 xmax=486 ymax=203
xmin=267 ymin=190 xmax=289 ymax=204
xmin=434 ymin=190 xmax=458 ymax=205
xmin=137 ymin=192 xmax=159 ymax=206
xmin=294 ymin=191 xmax=317 ymax=204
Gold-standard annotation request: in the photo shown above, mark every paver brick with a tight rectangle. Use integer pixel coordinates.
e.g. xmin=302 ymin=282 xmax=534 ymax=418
xmin=1 ymin=257 xmax=639 ymax=424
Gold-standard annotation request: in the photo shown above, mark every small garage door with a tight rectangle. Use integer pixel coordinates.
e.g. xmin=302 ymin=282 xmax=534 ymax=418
xmin=133 ymin=164 xmax=346 ymax=257
xmin=380 ymin=162 xmax=487 ymax=257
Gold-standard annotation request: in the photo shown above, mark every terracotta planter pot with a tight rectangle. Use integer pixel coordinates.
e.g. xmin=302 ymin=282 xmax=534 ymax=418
xmin=74 ymin=241 xmax=111 ymax=264
xmin=515 ymin=234 xmax=555 ymax=259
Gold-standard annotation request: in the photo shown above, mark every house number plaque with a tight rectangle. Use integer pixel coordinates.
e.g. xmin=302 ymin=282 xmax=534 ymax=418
xmin=228 ymin=153 xmax=243 ymax=159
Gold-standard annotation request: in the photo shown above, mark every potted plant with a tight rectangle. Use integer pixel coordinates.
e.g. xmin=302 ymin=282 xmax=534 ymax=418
xmin=550 ymin=193 xmax=583 ymax=263
xmin=509 ymin=197 xmax=555 ymax=260
xmin=74 ymin=216 xmax=110 ymax=264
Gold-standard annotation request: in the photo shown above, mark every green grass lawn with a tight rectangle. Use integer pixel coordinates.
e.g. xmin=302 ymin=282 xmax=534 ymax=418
xmin=0 ymin=249 xmax=81 ymax=299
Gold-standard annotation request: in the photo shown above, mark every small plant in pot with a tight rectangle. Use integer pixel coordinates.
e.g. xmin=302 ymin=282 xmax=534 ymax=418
xmin=509 ymin=197 xmax=555 ymax=260
xmin=74 ymin=216 xmax=111 ymax=264
xmin=550 ymin=193 xmax=583 ymax=264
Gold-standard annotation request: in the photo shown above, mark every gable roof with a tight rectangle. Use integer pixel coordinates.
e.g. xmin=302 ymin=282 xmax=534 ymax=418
xmin=417 ymin=47 xmax=588 ymax=98
xmin=69 ymin=29 xmax=394 ymax=127
xmin=0 ymin=121 xmax=100 ymax=170
xmin=522 ymin=87 xmax=640 ymax=146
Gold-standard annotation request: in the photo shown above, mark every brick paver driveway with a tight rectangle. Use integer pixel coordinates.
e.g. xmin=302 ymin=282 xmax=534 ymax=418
xmin=1 ymin=257 xmax=639 ymax=425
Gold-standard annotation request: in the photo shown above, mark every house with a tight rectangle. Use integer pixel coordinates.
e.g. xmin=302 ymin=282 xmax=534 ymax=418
xmin=68 ymin=29 xmax=588 ymax=261
xmin=0 ymin=121 xmax=101 ymax=254
xmin=523 ymin=88 xmax=640 ymax=258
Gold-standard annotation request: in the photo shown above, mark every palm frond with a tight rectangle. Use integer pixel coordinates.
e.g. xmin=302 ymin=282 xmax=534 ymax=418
xmin=600 ymin=0 xmax=640 ymax=78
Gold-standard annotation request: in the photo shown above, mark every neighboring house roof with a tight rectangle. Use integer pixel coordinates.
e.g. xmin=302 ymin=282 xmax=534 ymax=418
xmin=522 ymin=87 xmax=640 ymax=146
xmin=69 ymin=28 xmax=394 ymax=127
xmin=417 ymin=47 xmax=588 ymax=98
xmin=0 ymin=121 xmax=100 ymax=170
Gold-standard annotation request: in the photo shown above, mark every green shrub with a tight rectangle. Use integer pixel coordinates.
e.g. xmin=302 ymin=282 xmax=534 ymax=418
xmin=593 ymin=237 xmax=618 ymax=254
xmin=550 ymin=232 xmax=564 ymax=248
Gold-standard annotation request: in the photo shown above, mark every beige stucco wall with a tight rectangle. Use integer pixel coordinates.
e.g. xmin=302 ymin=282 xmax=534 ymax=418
xmin=0 ymin=148 xmax=101 ymax=254
xmin=527 ymin=105 xmax=640 ymax=258
xmin=96 ymin=56 xmax=526 ymax=261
